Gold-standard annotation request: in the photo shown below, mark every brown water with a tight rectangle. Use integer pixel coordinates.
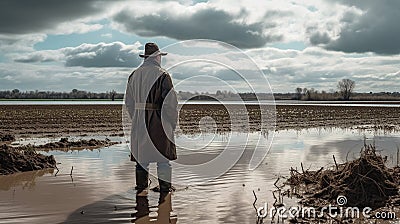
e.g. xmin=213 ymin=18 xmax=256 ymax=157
xmin=1 ymin=128 xmax=400 ymax=223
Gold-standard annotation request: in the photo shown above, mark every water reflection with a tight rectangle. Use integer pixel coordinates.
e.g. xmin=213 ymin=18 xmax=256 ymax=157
xmin=61 ymin=190 xmax=177 ymax=224
xmin=132 ymin=193 xmax=177 ymax=224
xmin=0 ymin=169 xmax=54 ymax=191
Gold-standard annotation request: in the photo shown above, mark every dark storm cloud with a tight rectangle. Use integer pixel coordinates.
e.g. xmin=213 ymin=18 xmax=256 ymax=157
xmin=309 ymin=32 xmax=331 ymax=45
xmin=0 ymin=0 xmax=112 ymax=34
xmin=320 ymin=0 xmax=400 ymax=55
xmin=113 ymin=8 xmax=282 ymax=49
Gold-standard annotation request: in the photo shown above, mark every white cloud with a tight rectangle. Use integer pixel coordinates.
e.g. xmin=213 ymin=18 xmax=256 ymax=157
xmin=3 ymin=44 xmax=400 ymax=93
xmin=13 ymin=50 xmax=63 ymax=63
xmin=0 ymin=34 xmax=47 ymax=52
xmin=101 ymin=33 xmax=113 ymax=38
xmin=247 ymin=47 xmax=400 ymax=92
xmin=0 ymin=62 xmax=132 ymax=92
xmin=51 ymin=22 xmax=104 ymax=35
xmin=13 ymin=41 xmax=143 ymax=68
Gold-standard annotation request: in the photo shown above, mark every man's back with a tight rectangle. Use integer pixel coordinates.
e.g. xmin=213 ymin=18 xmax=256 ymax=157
xmin=124 ymin=42 xmax=177 ymax=196
xmin=127 ymin=60 xmax=167 ymax=106
xmin=125 ymin=56 xmax=178 ymax=163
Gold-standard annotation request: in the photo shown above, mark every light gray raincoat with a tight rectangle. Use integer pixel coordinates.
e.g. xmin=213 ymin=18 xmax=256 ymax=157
xmin=125 ymin=57 xmax=178 ymax=163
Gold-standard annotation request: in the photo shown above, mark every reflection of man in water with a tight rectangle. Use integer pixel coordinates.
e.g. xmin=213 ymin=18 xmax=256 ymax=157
xmin=132 ymin=192 xmax=177 ymax=224
xmin=125 ymin=43 xmax=178 ymax=196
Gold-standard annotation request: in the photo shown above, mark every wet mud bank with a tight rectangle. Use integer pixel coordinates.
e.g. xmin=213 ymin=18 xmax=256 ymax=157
xmin=0 ymin=145 xmax=56 ymax=175
xmin=32 ymin=137 xmax=119 ymax=151
xmin=0 ymin=138 xmax=119 ymax=175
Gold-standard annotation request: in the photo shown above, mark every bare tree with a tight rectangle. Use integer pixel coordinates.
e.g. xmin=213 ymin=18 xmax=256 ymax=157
xmin=111 ymin=90 xmax=116 ymax=101
xmin=295 ymin=87 xmax=302 ymax=100
xmin=337 ymin=79 xmax=355 ymax=100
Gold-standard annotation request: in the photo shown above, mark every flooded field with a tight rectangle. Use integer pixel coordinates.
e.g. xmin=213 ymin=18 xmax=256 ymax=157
xmin=1 ymin=128 xmax=400 ymax=223
xmin=1 ymin=104 xmax=400 ymax=138
xmin=1 ymin=103 xmax=400 ymax=223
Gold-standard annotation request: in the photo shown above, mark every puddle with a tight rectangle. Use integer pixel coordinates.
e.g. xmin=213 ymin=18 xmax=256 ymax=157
xmin=1 ymin=128 xmax=400 ymax=223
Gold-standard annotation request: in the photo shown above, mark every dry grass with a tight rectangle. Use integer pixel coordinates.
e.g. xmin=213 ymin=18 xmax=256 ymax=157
xmin=286 ymin=145 xmax=400 ymax=209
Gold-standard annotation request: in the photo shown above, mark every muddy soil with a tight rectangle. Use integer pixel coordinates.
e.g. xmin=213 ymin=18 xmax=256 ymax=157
xmin=0 ymin=132 xmax=15 ymax=142
xmin=0 ymin=145 xmax=56 ymax=175
xmin=1 ymin=104 xmax=399 ymax=138
xmin=30 ymin=137 xmax=119 ymax=151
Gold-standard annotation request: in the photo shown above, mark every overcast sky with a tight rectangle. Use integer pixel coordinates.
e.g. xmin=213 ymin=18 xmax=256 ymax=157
xmin=0 ymin=0 xmax=399 ymax=93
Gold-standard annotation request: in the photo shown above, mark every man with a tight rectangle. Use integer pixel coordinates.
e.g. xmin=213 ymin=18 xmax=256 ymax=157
xmin=125 ymin=43 xmax=178 ymax=197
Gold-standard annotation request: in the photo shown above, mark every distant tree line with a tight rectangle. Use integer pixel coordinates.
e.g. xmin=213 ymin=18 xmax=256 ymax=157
xmin=178 ymin=91 xmax=274 ymax=101
xmin=293 ymin=79 xmax=400 ymax=101
xmin=0 ymin=89 xmax=123 ymax=100
xmin=1 ymin=79 xmax=399 ymax=101
xmin=0 ymin=89 xmax=273 ymax=101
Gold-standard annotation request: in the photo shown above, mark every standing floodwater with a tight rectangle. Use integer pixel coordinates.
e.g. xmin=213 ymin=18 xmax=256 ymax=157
xmin=1 ymin=128 xmax=399 ymax=223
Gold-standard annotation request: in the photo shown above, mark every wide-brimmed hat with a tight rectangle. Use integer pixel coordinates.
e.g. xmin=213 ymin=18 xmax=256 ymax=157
xmin=139 ymin=42 xmax=167 ymax=58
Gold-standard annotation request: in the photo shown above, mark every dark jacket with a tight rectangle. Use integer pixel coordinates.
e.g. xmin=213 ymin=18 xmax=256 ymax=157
xmin=125 ymin=58 xmax=178 ymax=163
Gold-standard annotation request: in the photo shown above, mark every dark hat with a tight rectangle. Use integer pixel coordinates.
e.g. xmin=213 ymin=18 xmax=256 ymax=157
xmin=139 ymin=42 xmax=167 ymax=58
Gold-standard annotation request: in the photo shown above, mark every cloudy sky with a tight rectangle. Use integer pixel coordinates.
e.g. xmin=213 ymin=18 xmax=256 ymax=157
xmin=0 ymin=0 xmax=399 ymax=93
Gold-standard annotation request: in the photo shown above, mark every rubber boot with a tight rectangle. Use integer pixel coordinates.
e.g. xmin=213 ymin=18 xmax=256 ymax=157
xmin=157 ymin=164 xmax=172 ymax=192
xmin=157 ymin=164 xmax=172 ymax=203
xmin=159 ymin=191 xmax=171 ymax=204
xmin=135 ymin=169 xmax=148 ymax=195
